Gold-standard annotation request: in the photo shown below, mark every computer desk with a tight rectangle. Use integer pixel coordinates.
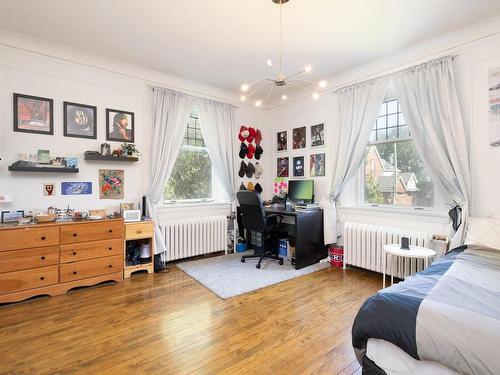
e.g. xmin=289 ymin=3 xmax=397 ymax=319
xmin=264 ymin=205 xmax=327 ymax=269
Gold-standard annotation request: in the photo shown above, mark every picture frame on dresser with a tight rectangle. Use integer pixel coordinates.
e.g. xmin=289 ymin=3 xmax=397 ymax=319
xmin=13 ymin=93 xmax=54 ymax=135
xmin=1 ymin=210 xmax=24 ymax=223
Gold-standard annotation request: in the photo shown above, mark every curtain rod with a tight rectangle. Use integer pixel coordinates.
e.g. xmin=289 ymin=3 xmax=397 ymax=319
xmin=148 ymin=85 xmax=240 ymax=108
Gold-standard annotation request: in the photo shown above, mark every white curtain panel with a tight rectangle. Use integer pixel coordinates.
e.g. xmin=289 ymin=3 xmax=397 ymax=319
xmin=393 ymin=56 xmax=471 ymax=248
xmin=146 ymin=88 xmax=195 ymax=255
xmin=324 ymin=80 xmax=387 ymax=244
xmin=196 ymin=98 xmax=237 ymax=203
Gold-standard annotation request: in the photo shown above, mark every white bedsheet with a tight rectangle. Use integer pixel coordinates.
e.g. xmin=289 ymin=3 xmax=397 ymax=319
xmin=367 ymin=338 xmax=459 ymax=375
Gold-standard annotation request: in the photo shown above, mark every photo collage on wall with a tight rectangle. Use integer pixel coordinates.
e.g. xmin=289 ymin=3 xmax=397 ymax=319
xmin=12 ymin=92 xmax=134 ymax=200
xmin=275 ymin=123 xmax=325 ymax=181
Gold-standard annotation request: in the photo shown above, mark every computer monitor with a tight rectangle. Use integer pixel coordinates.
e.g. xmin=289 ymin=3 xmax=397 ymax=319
xmin=288 ymin=180 xmax=314 ymax=203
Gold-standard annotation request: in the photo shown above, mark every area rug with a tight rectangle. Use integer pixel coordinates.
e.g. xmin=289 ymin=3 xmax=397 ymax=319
xmin=176 ymin=251 xmax=328 ymax=299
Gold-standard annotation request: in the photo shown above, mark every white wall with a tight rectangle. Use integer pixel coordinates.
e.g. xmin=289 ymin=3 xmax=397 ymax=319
xmin=267 ymin=17 xmax=500 ymax=235
xmin=0 ymin=33 xmax=267 ymax=218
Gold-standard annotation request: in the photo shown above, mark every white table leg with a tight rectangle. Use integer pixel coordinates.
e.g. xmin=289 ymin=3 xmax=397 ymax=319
xmin=391 ymin=254 xmax=394 ymax=286
xmin=382 ymin=252 xmax=386 ymax=289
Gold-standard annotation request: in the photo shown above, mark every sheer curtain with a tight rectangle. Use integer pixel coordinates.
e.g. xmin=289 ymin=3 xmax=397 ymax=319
xmin=324 ymin=80 xmax=386 ymax=244
xmin=393 ymin=56 xmax=471 ymax=247
xmin=196 ymin=98 xmax=237 ymax=203
xmin=146 ymin=88 xmax=195 ymax=256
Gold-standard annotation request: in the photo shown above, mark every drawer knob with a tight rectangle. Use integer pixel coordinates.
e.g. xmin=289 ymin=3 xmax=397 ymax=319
xmin=137 ymin=230 xmax=142 ymax=234
xmin=108 ymin=247 xmax=112 ymax=250
xmin=108 ymin=265 xmax=113 ymax=268
xmin=41 ymin=236 xmax=46 ymax=240
xmin=73 ymin=233 xmax=77 ymax=237
xmin=41 ymin=256 xmax=45 ymax=260
xmin=72 ymin=251 xmax=77 ymax=255
xmin=73 ymin=271 xmax=77 ymax=275
xmin=40 ymin=276 xmax=45 ymax=281
xmin=108 ymin=229 xmax=113 ymax=233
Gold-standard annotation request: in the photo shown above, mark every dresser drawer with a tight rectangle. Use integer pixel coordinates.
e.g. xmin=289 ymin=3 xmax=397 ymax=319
xmin=0 ymin=265 xmax=59 ymax=294
xmin=0 ymin=246 xmax=59 ymax=273
xmin=60 ymin=221 xmax=123 ymax=244
xmin=60 ymin=238 xmax=123 ymax=263
xmin=0 ymin=227 xmax=59 ymax=252
xmin=60 ymin=255 xmax=122 ymax=282
xmin=125 ymin=222 xmax=154 ymax=240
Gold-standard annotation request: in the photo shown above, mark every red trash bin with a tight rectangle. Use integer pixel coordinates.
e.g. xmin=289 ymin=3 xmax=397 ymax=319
xmin=328 ymin=246 xmax=344 ymax=268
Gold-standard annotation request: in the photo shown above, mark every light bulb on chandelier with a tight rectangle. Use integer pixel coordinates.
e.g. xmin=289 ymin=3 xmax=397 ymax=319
xmin=239 ymin=0 xmax=326 ymax=107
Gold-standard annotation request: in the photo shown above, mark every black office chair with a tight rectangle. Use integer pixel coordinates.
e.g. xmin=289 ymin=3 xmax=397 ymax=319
xmin=236 ymin=190 xmax=286 ymax=269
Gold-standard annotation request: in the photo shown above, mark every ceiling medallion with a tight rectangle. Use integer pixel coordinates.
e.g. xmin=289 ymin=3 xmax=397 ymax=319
xmin=240 ymin=0 xmax=326 ymax=107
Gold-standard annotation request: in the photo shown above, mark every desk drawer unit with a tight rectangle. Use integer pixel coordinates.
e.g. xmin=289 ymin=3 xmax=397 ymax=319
xmin=60 ymin=255 xmax=122 ymax=283
xmin=60 ymin=221 xmax=123 ymax=244
xmin=60 ymin=238 xmax=122 ymax=263
xmin=0 ymin=226 xmax=59 ymax=252
xmin=0 ymin=246 xmax=59 ymax=273
xmin=125 ymin=222 xmax=154 ymax=240
xmin=0 ymin=265 xmax=59 ymax=294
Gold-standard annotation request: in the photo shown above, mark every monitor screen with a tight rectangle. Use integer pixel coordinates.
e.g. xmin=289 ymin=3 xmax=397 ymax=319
xmin=288 ymin=180 xmax=314 ymax=202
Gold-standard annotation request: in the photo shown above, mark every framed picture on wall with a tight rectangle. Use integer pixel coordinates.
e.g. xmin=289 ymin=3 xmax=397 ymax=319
xmin=293 ymin=156 xmax=305 ymax=177
xmin=63 ymin=101 xmax=97 ymax=139
xmin=1 ymin=210 xmax=24 ymax=223
xmin=310 ymin=123 xmax=325 ymax=147
xmin=277 ymin=130 xmax=287 ymax=151
xmin=292 ymin=126 xmax=306 ymax=149
xmin=310 ymin=153 xmax=326 ymax=177
xmin=277 ymin=157 xmax=289 ymax=177
xmin=106 ymin=109 xmax=135 ymax=142
xmin=13 ymin=93 xmax=54 ymax=135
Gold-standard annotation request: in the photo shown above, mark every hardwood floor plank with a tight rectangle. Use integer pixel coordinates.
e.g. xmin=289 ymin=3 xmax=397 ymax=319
xmin=0 ymin=262 xmax=380 ymax=375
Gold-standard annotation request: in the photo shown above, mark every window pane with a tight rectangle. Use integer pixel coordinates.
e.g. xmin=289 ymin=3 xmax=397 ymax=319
xmin=376 ymin=117 xmax=386 ymax=130
xmin=364 ymin=140 xmax=433 ymax=207
xmin=164 ymin=148 xmax=212 ymax=201
xmin=388 ymin=127 xmax=398 ymax=139
xmin=387 ymin=100 xmax=398 ymax=114
xmin=376 ymin=129 xmax=386 ymax=141
xmin=387 ymin=114 xmax=398 ymax=127
xmin=399 ymin=125 xmax=409 ymax=138
xmin=378 ymin=103 xmax=387 ymax=116
xmin=399 ymin=113 xmax=406 ymax=126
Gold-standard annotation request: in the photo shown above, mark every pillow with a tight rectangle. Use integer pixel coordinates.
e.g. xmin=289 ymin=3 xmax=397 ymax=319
xmin=464 ymin=217 xmax=500 ymax=251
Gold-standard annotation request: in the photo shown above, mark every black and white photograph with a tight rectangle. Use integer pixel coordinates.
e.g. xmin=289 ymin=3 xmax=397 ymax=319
xmin=293 ymin=156 xmax=305 ymax=177
xmin=277 ymin=130 xmax=287 ymax=151
xmin=106 ymin=109 xmax=135 ymax=142
xmin=310 ymin=123 xmax=324 ymax=147
xmin=64 ymin=101 xmax=97 ymax=139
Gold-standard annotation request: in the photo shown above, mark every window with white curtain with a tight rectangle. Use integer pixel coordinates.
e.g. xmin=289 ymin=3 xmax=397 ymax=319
xmin=363 ymin=99 xmax=434 ymax=208
xmin=163 ymin=108 xmax=214 ymax=203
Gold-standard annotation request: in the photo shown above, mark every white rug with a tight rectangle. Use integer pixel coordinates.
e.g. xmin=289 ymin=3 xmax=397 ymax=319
xmin=176 ymin=251 xmax=329 ymax=299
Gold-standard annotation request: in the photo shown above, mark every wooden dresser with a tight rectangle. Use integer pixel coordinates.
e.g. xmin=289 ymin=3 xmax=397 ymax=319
xmin=0 ymin=218 xmax=124 ymax=303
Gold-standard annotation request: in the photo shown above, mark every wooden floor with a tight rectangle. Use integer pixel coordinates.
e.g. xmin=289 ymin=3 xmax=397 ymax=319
xmin=0 ymin=264 xmax=380 ymax=375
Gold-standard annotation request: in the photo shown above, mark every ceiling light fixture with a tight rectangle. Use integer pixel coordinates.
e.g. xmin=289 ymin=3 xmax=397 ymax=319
xmin=240 ymin=0 xmax=326 ymax=107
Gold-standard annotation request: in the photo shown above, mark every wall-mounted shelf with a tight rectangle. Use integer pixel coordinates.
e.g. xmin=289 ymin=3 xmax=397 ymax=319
xmin=84 ymin=154 xmax=139 ymax=162
xmin=8 ymin=165 xmax=79 ymax=173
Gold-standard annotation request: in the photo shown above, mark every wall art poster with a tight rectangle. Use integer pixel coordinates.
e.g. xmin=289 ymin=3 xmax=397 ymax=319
xmin=277 ymin=130 xmax=287 ymax=151
xmin=43 ymin=183 xmax=56 ymax=196
xmin=311 ymin=123 xmax=325 ymax=147
xmin=292 ymin=126 xmax=306 ymax=149
xmin=99 ymin=169 xmax=124 ymax=199
xmin=13 ymin=93 xmax=53 ymax=135
xmin=293 ymin=156 xmax=305 ymax=177
xmin=64 ymin=101 xmax=97 ymax=139
xmin=277 ymin=157 xmax=289 ymax=177
xmin=310 ymin=153 xmax=325 ymax=177
xmin=489 ymin=67 xmax=500 ymax=146
xmin=106 ymin=109 xmax=134 ymax=142
xmin=61 ymin=182 xmax=92 ymax=195
xmin=273 ymin=177 xmax=288 ymax=196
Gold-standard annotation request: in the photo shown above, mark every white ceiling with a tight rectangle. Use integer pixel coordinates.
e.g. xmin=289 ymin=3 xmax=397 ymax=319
xmin=1 ymin=0 xmax=500 ymax=107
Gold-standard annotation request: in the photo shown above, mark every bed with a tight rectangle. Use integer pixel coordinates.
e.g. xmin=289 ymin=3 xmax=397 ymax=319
xmin=352 ymin=217 xmax=500 ymax=375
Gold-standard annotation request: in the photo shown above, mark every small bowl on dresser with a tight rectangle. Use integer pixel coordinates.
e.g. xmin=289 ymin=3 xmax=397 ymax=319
xmin=34 ymin=213 xmax=58 ymax=223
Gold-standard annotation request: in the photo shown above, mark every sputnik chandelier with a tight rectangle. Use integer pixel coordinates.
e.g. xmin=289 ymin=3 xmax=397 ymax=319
xmin=240 ymin=0 xmax=326 ymax=107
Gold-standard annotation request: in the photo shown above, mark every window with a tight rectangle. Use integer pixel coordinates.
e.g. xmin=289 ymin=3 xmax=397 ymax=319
xmin=364 ymin=99 xmax=434 ymax=208
xmin=163 ymin=110 xmax=213 ymax=202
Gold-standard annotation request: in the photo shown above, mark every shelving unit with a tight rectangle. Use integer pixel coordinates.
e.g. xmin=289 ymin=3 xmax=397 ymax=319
xmin=84 ymin=154 xmax=138 ymax=162
xmin=124 ymin=221 xmax=154 ymax=278
xmin=8 ymin=165 xmax=79 ymax=173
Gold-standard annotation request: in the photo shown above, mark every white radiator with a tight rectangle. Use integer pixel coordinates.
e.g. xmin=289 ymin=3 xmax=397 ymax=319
xmin=162 ymin=216 xmax=228 ymax=262
xmin=343 ymin=222 xmax=431 ymax=279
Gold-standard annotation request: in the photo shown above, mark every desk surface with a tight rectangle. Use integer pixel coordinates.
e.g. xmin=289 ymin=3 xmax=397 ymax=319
xmin=264 ymin=205 xmax=322 ymax=216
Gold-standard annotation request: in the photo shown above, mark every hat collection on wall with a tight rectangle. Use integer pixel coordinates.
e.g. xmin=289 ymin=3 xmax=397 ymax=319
xmin=238 ymin=125 xmax=264 ymax=194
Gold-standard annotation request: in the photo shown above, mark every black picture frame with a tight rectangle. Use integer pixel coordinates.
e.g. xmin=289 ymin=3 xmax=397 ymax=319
xmin=1 ymin=210 xmax=24 ymax=223
xmin=13 ymin=93 xmax=54 ymax=135
xmin=106 ymin=108 xmax=135 ymax=143
xmin=63 ymin=101 xmax=97 ymax=139
xmin=293 ymin=156 xmax=305 ymax=177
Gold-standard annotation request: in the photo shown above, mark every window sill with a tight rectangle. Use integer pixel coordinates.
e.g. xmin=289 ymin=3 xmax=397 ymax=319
xmin=340 ymin=205 xmax=449 ymax=224
xmin=159 ymin=201 xmax=230 ymax=210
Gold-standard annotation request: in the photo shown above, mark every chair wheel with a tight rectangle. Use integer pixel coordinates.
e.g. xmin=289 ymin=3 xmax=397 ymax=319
xmin=256 ymin=263 xmax=261 ymax=269
xmin=279 ymin=259 xmax=284 ymax=265
xmin=241 ymin=257 xmax=245 ymax=263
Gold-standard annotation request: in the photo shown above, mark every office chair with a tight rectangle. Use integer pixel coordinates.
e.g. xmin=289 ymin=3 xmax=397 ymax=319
xmin=236 ymin=190 xmax=286 ymax=269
